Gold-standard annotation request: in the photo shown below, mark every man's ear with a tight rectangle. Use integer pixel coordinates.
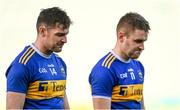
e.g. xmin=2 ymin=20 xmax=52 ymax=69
xmin=118 ymin=31 xmax=125 ymax=42
xmin=38 ymin=25 xmax=47 ymax=37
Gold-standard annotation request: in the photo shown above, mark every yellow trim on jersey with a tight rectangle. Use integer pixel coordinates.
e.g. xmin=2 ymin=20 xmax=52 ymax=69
xmin=19 ymin=47 xmax=32 ymax=63
xmin=112 ymin=84 xmax=143 ymax=102
xmin=26 ymin=80 xmax=66 ymax=99
xmin=24 ymin=51 xmax=35 ymax=65
xmin=104 ymin=55 xmax=114 ymax=67
xmin=102 ymin=53 xmax=116 ymax=68
xmin=21 ymin=48 xmax=34 ymax=64
xmin=102 ymin=53 xmax=112 ymax=66
xmin=19 ymin=47 xmax=35 ymax=65
xmin=107 ymin=56 xmax=116 ymax=68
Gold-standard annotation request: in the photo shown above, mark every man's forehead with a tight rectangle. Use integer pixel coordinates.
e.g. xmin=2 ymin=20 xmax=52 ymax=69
xmin=129 ymin=29 xmax=147 ymax=40
xmin=53 ymin=23 xmax=64 ymax=29
xmin=54 ymin=24 xmax=69 ymax=32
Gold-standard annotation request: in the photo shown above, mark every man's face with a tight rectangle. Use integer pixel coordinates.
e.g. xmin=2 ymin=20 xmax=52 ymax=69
xmin=44 ymin=24 xmax=69 ymax=53
xmin=122 ymin=29 xmax=147 ymax=59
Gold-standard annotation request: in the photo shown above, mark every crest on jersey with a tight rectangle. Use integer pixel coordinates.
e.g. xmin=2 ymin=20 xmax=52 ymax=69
xmin=138 ymin=70 xmax=143 ymax=81
xmin=60 ymin=67 xmax=65 ymax=74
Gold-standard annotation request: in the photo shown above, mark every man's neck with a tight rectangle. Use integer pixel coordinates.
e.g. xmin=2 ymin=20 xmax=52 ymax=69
xmin=113 ymin=44 xmax=129 ymax=62
xmin=34 ymin=40 xmax=52 ymax=55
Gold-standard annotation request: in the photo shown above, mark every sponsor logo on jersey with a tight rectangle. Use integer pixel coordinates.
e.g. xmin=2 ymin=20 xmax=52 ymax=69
xmin=112 ymin=84 xmax=143 ymax=102
xmin=26 ymin=80 xmax=66 ymax=99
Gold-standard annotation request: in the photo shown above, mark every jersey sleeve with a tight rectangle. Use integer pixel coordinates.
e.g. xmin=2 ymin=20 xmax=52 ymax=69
xmin=6 ymin=62 xmax=30 ymax=93
xmin=89 ymin=66 xmax=116 ymax=98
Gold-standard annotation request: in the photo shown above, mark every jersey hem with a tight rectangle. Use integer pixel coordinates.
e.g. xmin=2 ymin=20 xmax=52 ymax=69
xmin=92 ymin=95 xmax=111 ymax=100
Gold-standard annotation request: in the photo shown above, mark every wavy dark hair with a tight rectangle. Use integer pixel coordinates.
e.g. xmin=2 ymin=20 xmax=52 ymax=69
xmin=36 ymin=7 xmax=72 ymax=31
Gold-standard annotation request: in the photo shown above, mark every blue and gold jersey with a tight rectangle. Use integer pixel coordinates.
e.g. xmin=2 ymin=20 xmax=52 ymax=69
xmin=89 ymin=50 xmax=144 ymax=109
xmin=6 ymin=44 xmax=67 ymax=109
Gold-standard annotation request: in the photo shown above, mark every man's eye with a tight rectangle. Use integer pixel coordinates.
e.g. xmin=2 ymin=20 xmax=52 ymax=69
xmin=135 ymin=40 xmax=143 ymax=43
xmin=56 ymin=33 xmax=66 ymax=37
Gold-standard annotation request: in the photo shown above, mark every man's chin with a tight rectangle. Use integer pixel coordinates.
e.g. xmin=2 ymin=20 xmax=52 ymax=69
xmin=130 ymin=54 xmax=140 ymax=59
xmin=54 ymin=49 xmax=62 ymax=53
xmin=130 ymin=52 xmax=141 ymax=59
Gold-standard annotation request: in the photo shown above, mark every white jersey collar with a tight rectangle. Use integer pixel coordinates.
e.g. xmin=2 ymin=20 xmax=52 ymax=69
xmin=110 ymin=50 xmax=131 ymax=63
xmin=30 ymin=43 xmax=52 ymax=59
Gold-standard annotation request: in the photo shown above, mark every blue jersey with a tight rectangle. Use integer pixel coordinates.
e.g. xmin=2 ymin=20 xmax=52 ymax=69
xmin=89 ymin=50 xmax=144 ymax=109
xmin=6 ymin=44 xmax=67 ymax=109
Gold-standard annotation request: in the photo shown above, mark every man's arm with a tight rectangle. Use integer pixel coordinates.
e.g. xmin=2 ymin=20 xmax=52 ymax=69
xmin=64 ymin=92 xmax=70 ymax=109
xmin=6 ymin=91 xmax=26 ymax=109
xmin=93 ymin=97 xmax=111 ymax=110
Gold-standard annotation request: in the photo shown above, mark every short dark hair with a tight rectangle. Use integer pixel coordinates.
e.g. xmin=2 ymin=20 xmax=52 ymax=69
xmin=36 ymin=7 xmax=72 ymax=31
xmin=116 ymin=12 xmax=150 ymax=36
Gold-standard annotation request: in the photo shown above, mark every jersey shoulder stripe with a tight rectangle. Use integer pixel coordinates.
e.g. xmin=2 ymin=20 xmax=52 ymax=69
xmin=19 ymin=46 xmax=35 ymax=65
xmin=102 ymin=53 xmax=116 ymax=68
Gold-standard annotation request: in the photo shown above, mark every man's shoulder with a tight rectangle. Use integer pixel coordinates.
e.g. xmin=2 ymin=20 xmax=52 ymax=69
xmin=92 ymin=52 xmax=117 ymax=71
xmin=100 ymin=52 xmax=117 ymax=68
xmin=5 ymin=45 xmax=30 ymax=77
xmin=16 ymin=45 xmax=36 ymax=66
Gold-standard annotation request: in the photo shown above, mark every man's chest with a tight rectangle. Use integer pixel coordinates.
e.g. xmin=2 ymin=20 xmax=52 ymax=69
xmin=115 ymin=66 xmax=144 ymax=85
xmin=30 ymin=59 xmax=66 ymax=81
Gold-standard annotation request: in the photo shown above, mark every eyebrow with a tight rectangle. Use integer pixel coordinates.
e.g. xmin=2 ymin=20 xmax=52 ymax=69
xmin=134 ymin=37 xmax=147 ymax=43
xmin=55 ymin=32 xmax=69 ymax=36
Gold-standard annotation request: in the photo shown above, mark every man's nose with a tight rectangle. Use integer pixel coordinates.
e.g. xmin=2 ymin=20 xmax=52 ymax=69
xmin=139 ymin=43 xmax=144 ymax=50
xmin=61 ymin=36 xmax=67 ymax=43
